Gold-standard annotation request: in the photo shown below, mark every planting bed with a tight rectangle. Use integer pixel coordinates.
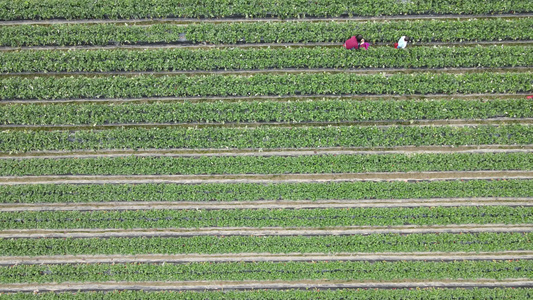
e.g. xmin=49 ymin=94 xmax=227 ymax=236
xmin=0 ymin=1 xmax=532 ymax=298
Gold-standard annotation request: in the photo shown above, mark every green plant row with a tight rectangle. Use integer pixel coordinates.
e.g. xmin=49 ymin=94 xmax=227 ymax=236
xmin=1 ymin=0 xmax=530 ymax=21
xmin=2 ymin=98 xmax=531 ymax=126
xmin=1 ymin=179 xmax=530 ymax=204
xmin=2 ymin=152 xmax=532 ymax=176
xmin=1 ymin=260 xmax=531 ymax=283
xmin=1 ymin=18 xmax=531 ymax=47
xmin=2 ymin=73 xmax=531 ymax=101
xmin=2 ymin=46 xmax=532 ymax=73
xmin=1 ymin=289 xmax=533 ymax=300
xmin=3 ymin=233 xmax=531 ymax=256
xmin=1 ymin=206 xmax=531 ymax=230
xmin=1 ymin=125 xmax=531 ymax=153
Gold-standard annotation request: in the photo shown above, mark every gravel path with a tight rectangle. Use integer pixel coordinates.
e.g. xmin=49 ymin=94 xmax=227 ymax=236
xmin=1 ymin=198 xmax=531 ymax=212
xmin=1 ymin=170 xmax=531 ymax=185
xmin=1 ymin=279 xmax=531 ymax=293
xmin=2 ymin=224 xmax=530 ymax=238
xmin=3 ymin=251 xmax=533 ymax=265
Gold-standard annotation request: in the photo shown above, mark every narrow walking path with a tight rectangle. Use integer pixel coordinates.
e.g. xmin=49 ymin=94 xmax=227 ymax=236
xmin=2 ymin=224 xmax=531 ymax=238
xmin=3 ymin=251 xmax=533 ymax=266
xmin=1 ymin=198 xmax=531 ymax=212
xmin=1 ymin=170 xmax=532 ymax=185
xmin=1 ymin=279 xmax=531 ymax=293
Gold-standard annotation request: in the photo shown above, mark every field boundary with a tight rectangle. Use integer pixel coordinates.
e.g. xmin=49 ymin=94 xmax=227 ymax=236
xmin=3 ymin=251 xmax=533 ymax=265
xmin=2 ymin=224 xmax=531 ymax=238
xmin=1 ymin=198 xmax=532 ymax=212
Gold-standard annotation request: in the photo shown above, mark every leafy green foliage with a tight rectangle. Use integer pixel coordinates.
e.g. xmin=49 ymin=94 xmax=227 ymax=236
xmin=1 ymin=179 xmax=530 ymax=204
xmin=2 ymin=46 xmax=532 ymax=73
xmin=1 ymin=18 xmax=531 ymax=47
xmin=2 ymin=233 xmax=531 ymax=256
xmin=1 ymin=124 xmax=531 ymax=152
xmin=1 ymin=206 xmax=531 ymax=230
xmin=1 ymin=152 xmax=531 ymax=176
xmin=2 ymin=98 xmax=531 ymax=126
xmin=0 ymin=260 xmax=531 ymax=283
xmin=1 ymin=0 xmax=531 ymax=20
xmin=1 ymin=72 xmax=531 ymax=100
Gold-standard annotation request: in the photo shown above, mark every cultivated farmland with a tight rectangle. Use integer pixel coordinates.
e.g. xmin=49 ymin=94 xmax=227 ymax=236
xmin=0 ymin=0 xmax=532 ymax=298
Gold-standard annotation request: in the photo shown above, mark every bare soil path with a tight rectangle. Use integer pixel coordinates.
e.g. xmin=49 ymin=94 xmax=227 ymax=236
xmin=2 ymin=145 xmax=531 ymax=159
xmin=3 ymin=67 xmax=530 ymax=77
xmin=1 ymin=198 xmax=532 ymax=212
xmin=1 ymin=40 xmax=531 ymax=52
xmin=1 ymin=92 xmax=528 ymax=105
xmin=2 ymin=224 xmax=531 ymax=239
xmin=1 ymin=13 xmax=530 ymax=26
xmin=1 ymin=279 xmax=531 ymax=293
xmin=3 ymin=251 xmax=533 ymax=265
xmin=1 ymin=171 xmax=531 ymax=185
xmin=2 ymin=117 xmax=531 ymax=132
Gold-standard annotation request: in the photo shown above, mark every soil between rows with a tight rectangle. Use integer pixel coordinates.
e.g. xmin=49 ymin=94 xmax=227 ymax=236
xmin=1 ymin=93 xmax=529 ymax=105
xmin=1 ymin=279 xmax=532 ymax=293
xmin=1 ymin=13 xmax=530 ymax=26
xmin=1 ymin=40 xmax=531 ymax=52
xmin=3 ymin=251 xmax=533 ymax=265
xmin=3 ymin=67 xmax=530 ymax=78
xmin=2 ymin=145 xmax=531 ymax=159
xmin=1 ymin=198 xmax=532 ymax=212
xmin=1 ymin=171 xmax=532 ymax=185
xmin=1 ymin=118 xmax=531 ymax=132
xmin=2 ymin=224 xmax=531 ymax=238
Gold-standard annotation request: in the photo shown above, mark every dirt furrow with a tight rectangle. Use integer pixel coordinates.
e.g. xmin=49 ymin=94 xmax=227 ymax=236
xmin=1 ymin=40 xmax=531 ymax=52
xmin=1 ymin=198 xmax=532 ymax=212
xmin=2 ymin=224 xmax=531 ymax=239
xmin=3 ymin=67 xmax=530 ymax=77
xmin=1 ymin=279 xmax=532 ymax=293
xmin=1 ymin=92 xmax=528 ymax=105
xmin=2 ymin=118 xmax=531 ymax=132
xmin=1 ymin=171 xmax=532 ymax=185
xmin=3 ymin=251 xmax=533 ymax=266
xmin=2 ymin=145 xmax=531 ymax=159
xmin=2 ymin=13 xmax=530 ymax=26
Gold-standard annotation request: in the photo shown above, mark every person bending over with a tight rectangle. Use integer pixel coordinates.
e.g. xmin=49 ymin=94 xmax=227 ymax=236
xmin=343 ymin=34 xmax=369 ymax=50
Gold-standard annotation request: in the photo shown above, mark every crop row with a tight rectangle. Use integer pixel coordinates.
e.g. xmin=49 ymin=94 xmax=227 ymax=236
xmin=1 ymin=260 xmax=531 ymax=283
xmin=1 ymin=152 xmax=531 ymax=176
xmin=2 ymin=18 xmax=531 ymax=47
xmin=2 ymin=233 xmax=531 ymax=256
xmin=1 ymin=206 xmax=531 ymax=230
xmin=2 ymin=98 xmax=531 ymax=126
xmin=1 ymin=179 xmax=530 ymax=204
xmin=1 ymin=289 xmax=532 ymax=300
xmin=1 ymin=0 xmax=530 ymax=21
xmin=2 ymin=46 xmax=532 ymax=73
xmin=2 ymin=73 xmax=531 ymax=101
xmin=1 ymin=125 xmax=531 ymax=153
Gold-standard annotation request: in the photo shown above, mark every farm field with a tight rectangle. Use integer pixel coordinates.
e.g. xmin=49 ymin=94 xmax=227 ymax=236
xmin=0 ymin=0 xmax=532 ymax=298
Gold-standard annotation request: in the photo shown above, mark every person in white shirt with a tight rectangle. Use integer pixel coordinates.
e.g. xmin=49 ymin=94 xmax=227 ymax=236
xmin=396 ymin=36 xmax=410 ymax=49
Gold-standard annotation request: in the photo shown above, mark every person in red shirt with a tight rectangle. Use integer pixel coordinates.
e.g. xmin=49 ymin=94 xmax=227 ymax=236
xmin=343 ymin=34 xmax=369 ymax=50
